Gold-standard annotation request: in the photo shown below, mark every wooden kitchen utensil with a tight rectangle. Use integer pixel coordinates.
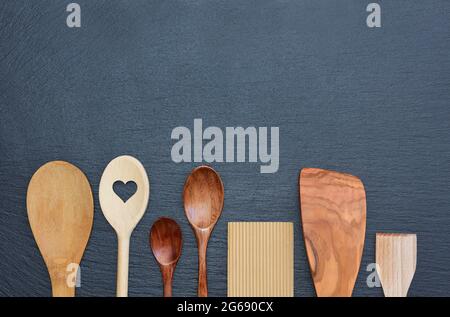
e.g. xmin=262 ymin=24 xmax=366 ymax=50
xmin=150 ymin=217 xmax=182 ymax=297
xmin=228 ymin=222 xmax=294 ymax=297
xmin=27 ymin=161 xmax=93 ymax=297
xmin=376 ymin=233 xmax=417 ymax=297
xmin=99 ymin=155 xmax=150 ymax=297
xmin=299 ymin=168 xmax=366 ymax=297
xmin=183 ymin=166 xmax=224 ymax=297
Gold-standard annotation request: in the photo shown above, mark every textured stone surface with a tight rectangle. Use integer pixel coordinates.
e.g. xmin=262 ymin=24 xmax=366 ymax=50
xmin=1 ymin=0 xmax=449 ymax=296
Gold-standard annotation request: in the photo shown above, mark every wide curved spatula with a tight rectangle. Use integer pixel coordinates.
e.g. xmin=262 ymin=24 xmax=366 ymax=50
xmin=27 ymin=161 xmax=93 ymax=297
xmin=299 ymin=168 xmax=366 ymax=296
xmin=376 ymin=233 xmax=417 ymax=297
xmin=99 ymin=155 xmax=149 ymax=297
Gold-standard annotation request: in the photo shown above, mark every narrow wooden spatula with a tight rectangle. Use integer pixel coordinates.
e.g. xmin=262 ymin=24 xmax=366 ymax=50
xmin=27 ymin=161 xmax=94 ymax=296
xmin=376 ymin=233 xmax=417 ymax=297
xmin=299 ymin=168 xmax=366 ymax=297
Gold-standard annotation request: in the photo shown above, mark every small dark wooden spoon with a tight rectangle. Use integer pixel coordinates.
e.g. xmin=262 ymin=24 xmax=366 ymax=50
xmin=183 ymin=166 xmax=224 ymax=297
xmin=150 ymin=217 xmax=182 ymax=297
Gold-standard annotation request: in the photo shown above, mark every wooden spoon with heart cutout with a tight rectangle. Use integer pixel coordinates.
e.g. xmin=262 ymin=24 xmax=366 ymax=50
xmin=27 ymin=161 xmax=94 ymax=297
xmin=299 ymin=168 xmax=366 ymax=297
xmin=150 ymin=217 xmax=182 ymax=297
xmin=99 ymin=155 xmax=150 ymax=297
xmin=183 ymin=166 xmax=224 ymax=297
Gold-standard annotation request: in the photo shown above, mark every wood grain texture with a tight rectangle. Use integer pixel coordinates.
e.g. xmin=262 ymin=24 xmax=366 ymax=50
xmin=150 ymin=217 xmax=182 ymax=297
xmin=27 ymin=161 xmax=93 ymax=297
xmin=228 ymin=222 xmax=294 ymax=297
xmin=299 ymin=168 xmax=366 ymax=297
xmin=376 ymin=233 xmax=417 ymax=297
xmin=183 ymin=166 xmax=224 ymax=297
xmin=99 ymin=155 xmax=150 ymax=297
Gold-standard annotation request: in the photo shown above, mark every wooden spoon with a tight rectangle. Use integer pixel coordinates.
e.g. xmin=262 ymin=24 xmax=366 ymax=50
xmin=99 ymin=155 xmax=150 ymax=297
xmin=299 ymin=168 xmax=366 ymax=297
xmin=27 ymin=161 xmax=93 ymax=297
xmin=150 ymin=217 xmax=183 ymax=297
xmin=183 ymin=166 xmax=224 ymax=297
xmin=376 ymin=233 xmax=417 ymax=297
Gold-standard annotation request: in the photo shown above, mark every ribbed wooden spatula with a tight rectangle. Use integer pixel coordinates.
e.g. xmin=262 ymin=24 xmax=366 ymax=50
xmin=227 ymin=222 xmax=294 ymax=297
xmin=299 ymin=168 xmax=366 ymax=297
xmin=376 ymin=233 xmax=417 ymax=297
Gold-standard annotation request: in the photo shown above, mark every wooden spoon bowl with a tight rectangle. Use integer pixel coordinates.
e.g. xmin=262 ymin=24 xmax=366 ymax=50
xmin=184 ymin=166 xmax=224 ymax=230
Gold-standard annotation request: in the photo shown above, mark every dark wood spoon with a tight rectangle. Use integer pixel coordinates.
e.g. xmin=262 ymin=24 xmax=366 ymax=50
xmin=150 ymin=217 xmax=182 ymax=297
xmin=183 ymin=166 xmax=224 ymax=297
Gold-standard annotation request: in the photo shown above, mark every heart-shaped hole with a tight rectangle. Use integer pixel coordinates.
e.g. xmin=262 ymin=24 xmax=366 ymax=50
xmin=113 ymin=181 xmax=137 ymax=203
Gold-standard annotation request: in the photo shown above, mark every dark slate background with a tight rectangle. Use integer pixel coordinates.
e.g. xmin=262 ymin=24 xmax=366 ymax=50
xmin=1 ymin=0 xmax=449 ymax=297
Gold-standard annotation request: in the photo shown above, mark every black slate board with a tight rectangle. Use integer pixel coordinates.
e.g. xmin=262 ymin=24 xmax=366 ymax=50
xmin=1 ymin=0 xmax=449 ymax=296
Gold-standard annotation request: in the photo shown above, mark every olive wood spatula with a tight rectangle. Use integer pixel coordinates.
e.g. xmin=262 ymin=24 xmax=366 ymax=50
xmin=299 ymin=167 xmax=366 ymax=297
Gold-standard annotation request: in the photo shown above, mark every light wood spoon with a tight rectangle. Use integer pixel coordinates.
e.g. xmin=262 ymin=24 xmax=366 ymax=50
xmin=150 ymin=217 xmax=182 ymax=297
xmin=27 ymin=161 xmax=93 ymax=297
xmin=183 ymin=166 xmax=224 ymax=297
xmin=376 ymin=233 xmax=417 ymax=297
xmin=99 ymin=155 xmax=150 ymax=297
xmin=299 ymin=168 xmax=366 ymax=297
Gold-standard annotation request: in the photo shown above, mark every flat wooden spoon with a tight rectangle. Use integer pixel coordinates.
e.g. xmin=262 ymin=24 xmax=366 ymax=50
xmin=183 ymin=166 xmax=224 ymax=297
xmin=376 ymin=233 xmax=417 ymax=297
xmin=299 ymin=168 xmax=366 ymax=297
xmin=150 ymin=217 xmax=182 ymax=297
xmin=99 ymin=155 xmax=150 ymax=297
xmin=27 ymin=161 xmax=93 ymax=297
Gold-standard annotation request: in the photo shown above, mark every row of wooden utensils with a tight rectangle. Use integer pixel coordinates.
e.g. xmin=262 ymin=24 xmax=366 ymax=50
xmin=26 ymin=155 xmax=417 ymax=297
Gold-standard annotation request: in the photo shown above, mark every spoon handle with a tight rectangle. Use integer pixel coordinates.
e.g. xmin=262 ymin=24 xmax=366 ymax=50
xmin=52 ymin=281 xmax=75 ymax=297
xmin=51 ymin=273 xmax=76 ymax=297
xmin=117 ymin=235 xmax=130 ymax=297
xmin=197 ymin=230 xmax=210 ymax=297
xmin=161 ymin=265 xmax=175 ymax=297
